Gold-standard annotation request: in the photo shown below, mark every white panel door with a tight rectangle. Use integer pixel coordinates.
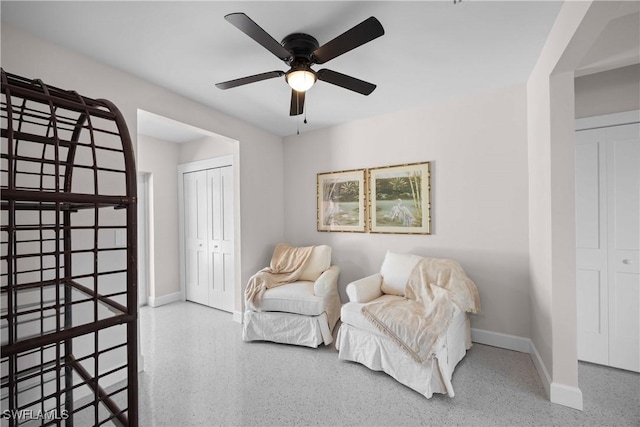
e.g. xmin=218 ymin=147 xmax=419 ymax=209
xmin=184 ymin=170 xmax=209 ymax=306
xmin=607 ymin=123 xmax=639 ymax=372
xmin=576 ymin=121 xmax=639 ymax=373
xmin=576 ymin=128 xmax=609 ymax=365
xmin=207 ymin=166 xmax=234 ymax=312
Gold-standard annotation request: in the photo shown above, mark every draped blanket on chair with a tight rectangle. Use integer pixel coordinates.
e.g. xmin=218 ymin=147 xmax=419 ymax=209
xmin=245 ymin=243 xmax=314 ymax=311
xmin=362 ymin=258 xmax=481 ymax=364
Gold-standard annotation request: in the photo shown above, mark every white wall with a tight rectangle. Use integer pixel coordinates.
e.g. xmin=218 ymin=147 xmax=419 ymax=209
xmin=1 ymin=24 xmax=286 ymax=311
xmin=283 ymin=84 xmax=530 ymax=338
xmin=526 ymin=0 xmax=625 ymax=410
xmin=527 ymin=1 xmax=587 ymax=408
xmin=575 ymin=64 xmax=640 ymax=118
xmin=137 ymin=135 xmax=180 ymax=299
xmin=178 ymin=135 xmax=236 ymax=164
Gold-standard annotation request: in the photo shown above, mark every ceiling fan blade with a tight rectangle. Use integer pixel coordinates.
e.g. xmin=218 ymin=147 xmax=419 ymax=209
xmin=290 ymin=90 xmax=305 ymax=116
xmin=215 ymin=71 xmax=284 ymax=90
xmin=317 ymin=69 xmax=376 ymax=95
xmin=225 ymin=13 xmax=292 ymax=61
xmin=312 ymin=17 xmax=384 ymax=65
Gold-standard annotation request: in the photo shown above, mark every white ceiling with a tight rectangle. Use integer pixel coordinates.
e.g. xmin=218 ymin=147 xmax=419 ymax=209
xmin=2 ymin=1 xmax=568 ymax=137
xmin=576 ymin=9 xmax=640 ymax=77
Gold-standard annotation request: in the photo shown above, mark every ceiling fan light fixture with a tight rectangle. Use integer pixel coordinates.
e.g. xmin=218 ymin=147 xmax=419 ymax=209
xmin=286 ymin=69 xmax=317 ymax=92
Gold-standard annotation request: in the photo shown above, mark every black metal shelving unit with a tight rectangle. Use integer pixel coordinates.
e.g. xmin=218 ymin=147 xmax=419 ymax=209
xmin=1 ymin=69 xmax=138 ymax=426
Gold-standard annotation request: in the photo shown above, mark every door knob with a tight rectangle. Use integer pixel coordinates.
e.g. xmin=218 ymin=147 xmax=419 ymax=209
xmin=622 ymin=259 xmax=632 ymax=265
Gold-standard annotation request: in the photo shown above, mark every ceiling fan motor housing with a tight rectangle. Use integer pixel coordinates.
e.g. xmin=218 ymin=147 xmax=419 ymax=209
xmin=281 ymin=33 xmax=319 ymax=64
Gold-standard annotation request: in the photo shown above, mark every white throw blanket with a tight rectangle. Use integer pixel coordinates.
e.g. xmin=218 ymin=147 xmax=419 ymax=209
xmin=362 ymin=258 xmax=481 ymax=364
xmin=244 ymin=243 xmax=314 ymax=311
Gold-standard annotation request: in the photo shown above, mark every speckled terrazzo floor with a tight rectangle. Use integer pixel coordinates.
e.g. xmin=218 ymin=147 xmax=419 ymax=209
xmin=133 ymin=301 xmax=638 ymax=427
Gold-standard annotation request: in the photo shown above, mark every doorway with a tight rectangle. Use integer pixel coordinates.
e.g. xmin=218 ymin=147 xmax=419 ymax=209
xmin=136 ymin=109 xmax=241 ymax=312
xmin=575 ymin=110 xmax=640 ymax=373
xmin=137 ymin=172 xmax=150 ymax=307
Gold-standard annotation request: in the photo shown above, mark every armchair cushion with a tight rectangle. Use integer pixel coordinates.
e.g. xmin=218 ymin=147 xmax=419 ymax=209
xmin=341 ymin=294 xmax=404 ymax=335
xmin=380 ymin=251 xmax=422 ymax=296
xmin=259 ymin=281 xmax=325 ymax=316
xmin=299 ymin=245 xmax=332 ymax=282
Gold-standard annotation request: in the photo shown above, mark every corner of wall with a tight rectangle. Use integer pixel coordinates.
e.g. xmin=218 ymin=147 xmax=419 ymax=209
xmin=147 ymin=291 xmax=183 ymax=308
xmin=529 ymin=334 xmax=585 ymax=411
xmin=550 ymin=382 xmax=584 ymax=411
xmin=529 ymin=338 xmax=552 ymax=398
xmin=472 ymin=327 xmax=583 ymax=411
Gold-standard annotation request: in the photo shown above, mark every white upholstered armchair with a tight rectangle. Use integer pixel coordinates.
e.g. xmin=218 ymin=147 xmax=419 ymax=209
xmin=242 ymin=244 xmax=341 ymax=347
xmin=336 ymin=251 xmax=478 ymax=398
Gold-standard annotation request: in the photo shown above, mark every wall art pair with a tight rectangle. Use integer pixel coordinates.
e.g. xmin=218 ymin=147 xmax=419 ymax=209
xmin=317 ymin=162 xmax=431 ymax=234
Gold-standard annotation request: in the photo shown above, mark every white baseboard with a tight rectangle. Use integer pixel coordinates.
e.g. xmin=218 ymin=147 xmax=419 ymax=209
xmin=148 ymin=291 xmax=182 ymax=308
xmin=472 ymin=328 xmax=583 ymax=411
xmin=471 ymin=328 xmax=531 ymax=353
xmin=529 ymin=339 xmax=552 ymax=397
xmin=232 ymin=310 xmax=243 ymax=324
xmin=550 ymin=382 xmax=584 ymax=410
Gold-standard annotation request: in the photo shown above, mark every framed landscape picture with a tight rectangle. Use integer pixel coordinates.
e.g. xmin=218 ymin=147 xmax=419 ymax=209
xmin=317 ymin=169 xmax=367 ymax=232
xmin=368 ymin=162 xmax=431 ymax=234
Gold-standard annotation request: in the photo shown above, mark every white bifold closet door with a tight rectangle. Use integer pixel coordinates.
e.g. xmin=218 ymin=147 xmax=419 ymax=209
xmin=183 ymin=166 xmax=234 ymax=312
xmin=576 ymin=120 xmax=639 ymax=372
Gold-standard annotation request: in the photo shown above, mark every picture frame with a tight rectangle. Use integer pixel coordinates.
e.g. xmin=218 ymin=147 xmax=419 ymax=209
xmin=368 ymin=162 xmax=431 ymax=234
xmin=317 ymin=169 xmax=367 ymax=232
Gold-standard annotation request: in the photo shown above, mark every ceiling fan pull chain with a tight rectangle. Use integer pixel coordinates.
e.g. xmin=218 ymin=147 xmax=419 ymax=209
xmin=304 ymin=99 xmax=308 ymax=125
xmin=297 ymin=91 xmax=301 ymax=134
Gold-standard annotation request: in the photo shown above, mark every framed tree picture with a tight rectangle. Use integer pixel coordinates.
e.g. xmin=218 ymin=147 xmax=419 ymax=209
xmin=368 ymin=162 xmax=431 ymax=234
xmin=317 ymin=169 xmax=367 ymax=232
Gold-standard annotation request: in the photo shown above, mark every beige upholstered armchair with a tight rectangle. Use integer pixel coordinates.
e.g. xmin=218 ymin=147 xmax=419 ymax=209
xmin=336 ymin=251 xmax=479 ymax=398
xmin=242 ymin=244 xmax=341 ymax=347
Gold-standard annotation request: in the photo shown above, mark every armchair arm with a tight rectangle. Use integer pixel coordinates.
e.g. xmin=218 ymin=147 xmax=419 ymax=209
xmin=313 ymin=265 xmax=341 ymax=297
xmin=346 ymin=273 xmax=383 ymax=303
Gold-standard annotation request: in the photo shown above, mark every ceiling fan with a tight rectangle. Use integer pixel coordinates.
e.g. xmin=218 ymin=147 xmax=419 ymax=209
xmin=215 ymin=13 xmax=385 ymax=116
